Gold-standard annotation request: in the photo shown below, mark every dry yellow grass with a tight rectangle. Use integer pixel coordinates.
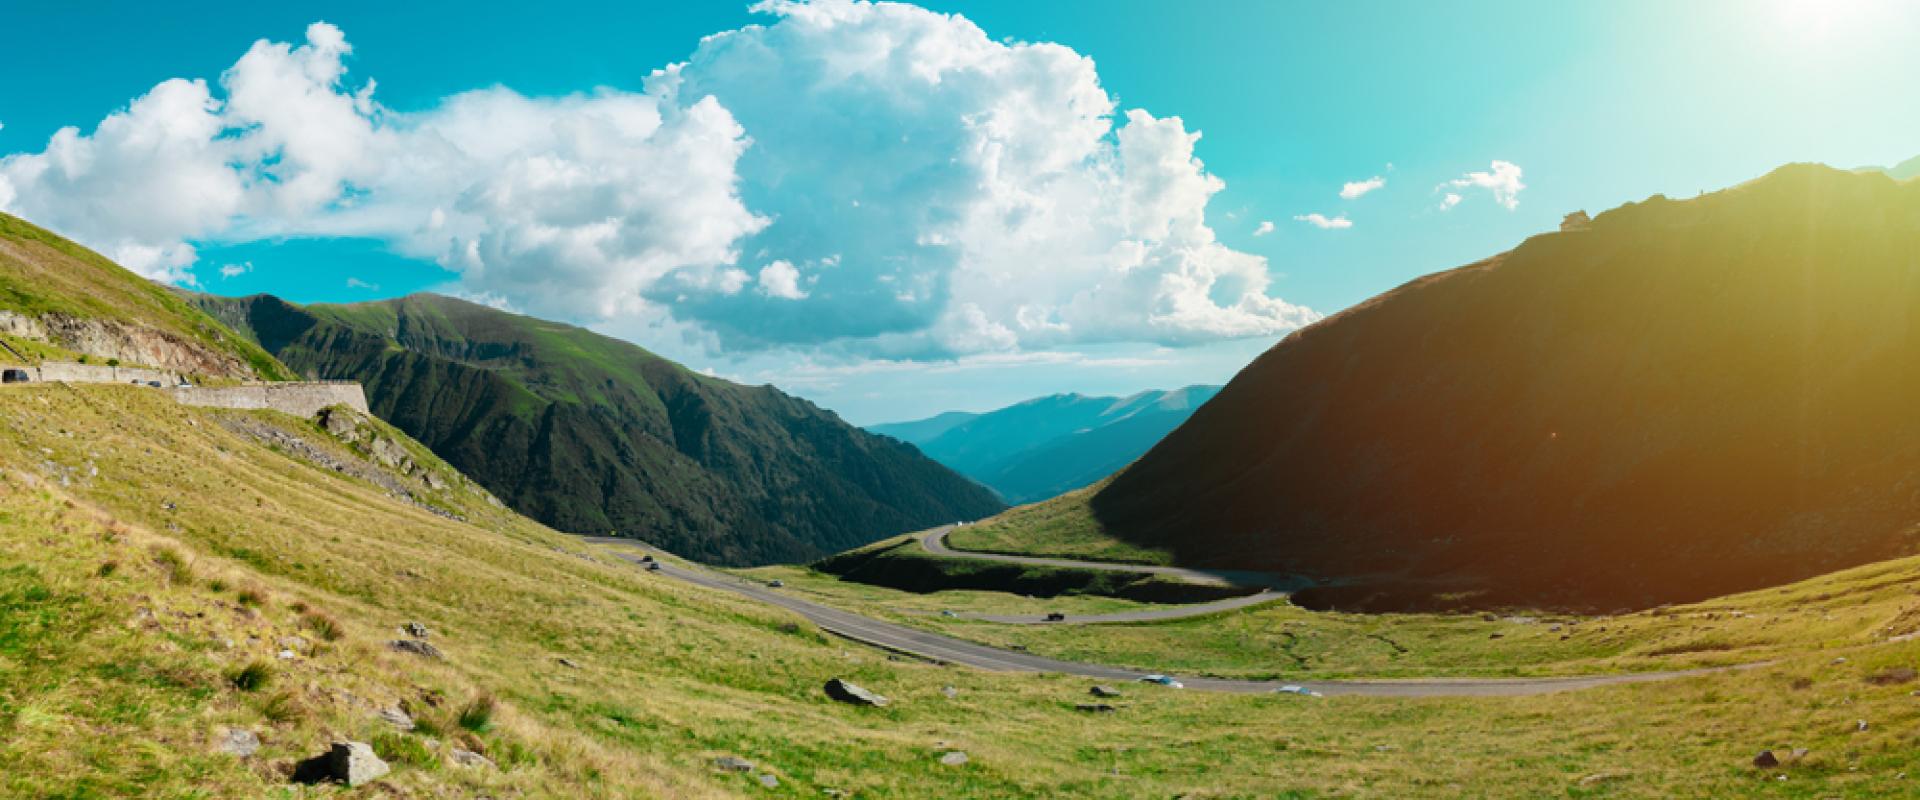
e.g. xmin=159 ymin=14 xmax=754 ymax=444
xmin=2 ymin=384 xmax=1920 ymax=797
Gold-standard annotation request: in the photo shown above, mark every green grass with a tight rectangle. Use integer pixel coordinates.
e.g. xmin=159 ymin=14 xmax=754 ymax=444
xmin=0 ymin=212 xmax=292 ymax=380
xmin=947 ymin=483 xmax=1173 ymax=565
xmin=3 ymin=384 xmax=1920 ymax=796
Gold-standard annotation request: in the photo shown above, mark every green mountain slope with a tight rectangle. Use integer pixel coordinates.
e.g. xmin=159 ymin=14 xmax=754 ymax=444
xmin=870 ymin=386 xmax=1219 ymax=503
xmin=0 ymin=213 xmax=288 ymax=379
xmin=192 ymin=292 xmax=1003 ymax=565
xmin=1084 ymin=163 xmax=1920 ymax=611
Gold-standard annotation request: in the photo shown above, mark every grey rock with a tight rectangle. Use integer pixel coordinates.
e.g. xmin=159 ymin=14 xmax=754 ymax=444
xmin=557 ymin=656 xmax=581 ymax=669
xmin=940 ymin=685 xmax=958 ymax=698
xmin=758 ymin=773 xmax=780 ymax=788
xmin=388 ymin=639 xmax=443 ymax=659
xmin=276 ymin=635 xmax=309 ymax=651
xmin=1753 ymin=750 xmax=1779 ymax=768
xmin=217 ymin=727 xmax=260 ymax=757
xmin=939 ymin=751 xmax=969 ymax=766
xmin=450 ymin=747 xmax=496 ymax=769
xmin=715 ymin=755 xmax=755 ymax=772
xmin=402 ymin=621 xmax=431 ymax=639
xmin=824 ymin=677 xmax=888 ymax=707
xmin=378 ymin=707 xmax=415 ymax=731
xmin=296 ymin=740 xmax=389 ymax=787
xmin=1089 ymin=685 xmax=1122 ymax=698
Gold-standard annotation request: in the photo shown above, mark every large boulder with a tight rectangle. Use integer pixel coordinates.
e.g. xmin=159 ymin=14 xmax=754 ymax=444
xmin=292 ymin=740 xmax=390 ymax=787
xmin=823 ymin=678 xmax=889 ymax=707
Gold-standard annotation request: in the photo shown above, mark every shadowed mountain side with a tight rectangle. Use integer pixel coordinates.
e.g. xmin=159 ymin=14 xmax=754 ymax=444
xmin=1093 ymin=163 xmax=1920 ymax=611
xmin=192 ymin=292 xmax=1004 ymax=565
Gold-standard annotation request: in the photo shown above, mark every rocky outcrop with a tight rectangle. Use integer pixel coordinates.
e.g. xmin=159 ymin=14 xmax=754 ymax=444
xmin=0 ymin=310 xmax=255 ymax=379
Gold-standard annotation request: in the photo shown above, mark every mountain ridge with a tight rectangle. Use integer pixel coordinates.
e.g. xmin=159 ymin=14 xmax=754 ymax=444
xmin=1086 ymin=163 xmax=1920 ymax=610
xmin=871 ymin=385 xmax=1220 ymax=503
xmin=192 ymin=291 xmax=1003 ymax=565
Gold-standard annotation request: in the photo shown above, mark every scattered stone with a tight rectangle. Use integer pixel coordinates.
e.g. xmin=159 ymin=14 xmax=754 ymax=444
xmin=824 ymin=678 xmax=889 ymax=707
xmin=1856 ymin=719 xmax=1870 ymax=732
xmin=402 ymin=621 xmax=431 ymax=639
xmin=218 ymin=727 xmax=260 ymax=757
xmin=1075 ymin=703 xmax=1117 ymax=713
xmin=1488 ymin=632 xmax=1504 ymax=639
xmin=714 ymin=756 xmax=755 ymax=772
xmin=378 ymin=707 xmax=415 ymax=731
xmin=1089 ymin=685 xmax=1122 ymax=698
xmin=939 ymin=751 xmax=969 ymax=766
xmin=276 ymin=635 xmax=309 ymax=652
xmin=450 ymin=748 xmax=496 ymax=769
xmin=1576 ymin=771 xmax=1626 ymax=786
xmin=1833 ymin=657 xmax=1849 ymax=665
xmin=277 ymin=649 xmax=298 ymax=660
xmin=778 ymin=622 xmax=800 ymax=634
xmin=758 ymin=773 xmax=780 ymax=788
xmin=1866 ymin=667 xmax=1917 ymax=685
xmin=557 ymin=657 xmax=581 ymax=669
xmin=1790 ymin=748 xmax=1810 ymax=762
xmin=292 ymin=741 xmax=390 ymax=787
xmin=1753 ymin=750 xmax=1780 ymax=768
xmin=940 ymin=685 xmax=958 ymax=698
xmin=388 ymin=639 xmax=443 ymax=659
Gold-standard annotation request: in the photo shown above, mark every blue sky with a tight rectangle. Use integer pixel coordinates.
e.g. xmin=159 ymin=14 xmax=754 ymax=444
xmin=2 ymin=0 xmax=1916 ymax=423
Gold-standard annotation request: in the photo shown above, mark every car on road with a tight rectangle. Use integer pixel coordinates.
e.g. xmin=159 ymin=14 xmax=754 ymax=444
xmin=768 ymin=579 xmax=785 ymax=588
xmin=1044 ymin=612 xmax=1067 ymax=622
xmin=646 ymin=562 xmax=662 ymax=572
xmin=1274 ymin=685 xmax=1322 ymax=697
xmin=639 ymin=554 xmax=654 ymax=563
xmin=1138 ymin=674 xmax=1184 ymax=688
xmin=939 ymin=610 xmax=958 ymax=618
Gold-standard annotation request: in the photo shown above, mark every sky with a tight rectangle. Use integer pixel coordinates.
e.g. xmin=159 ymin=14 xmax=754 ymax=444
xmin=2 ymin=0 xmax=1916 ymax=424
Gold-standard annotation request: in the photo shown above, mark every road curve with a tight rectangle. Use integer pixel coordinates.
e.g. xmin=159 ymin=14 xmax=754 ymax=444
xmin=921 ymin=525 xmax=1300 ymax=588
xmin=585 ymin=536 xmax=1761 ymax=697
xmin=953 ymin=590 xmax=1285 ymax=625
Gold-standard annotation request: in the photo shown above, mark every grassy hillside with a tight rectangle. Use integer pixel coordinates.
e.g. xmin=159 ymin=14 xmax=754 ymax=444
xmin=1079 ymin=163 xmax=1920 ymax=611
xmin=946 ymin=482 xmax=1174 ymax=566
xmin=192 ymin=292 xmax=1003 ymax=565
xmin=871 ymin=387 xmax=1219 ymax=504
xmin=7 ymin=385 xmax=1920 ymax=795
xmin=0 ymin=213 xmax=289 ymax=380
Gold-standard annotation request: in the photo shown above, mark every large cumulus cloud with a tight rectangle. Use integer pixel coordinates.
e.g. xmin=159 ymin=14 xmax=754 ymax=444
xmin=0 ymin=1 xmax=1316 ymax=359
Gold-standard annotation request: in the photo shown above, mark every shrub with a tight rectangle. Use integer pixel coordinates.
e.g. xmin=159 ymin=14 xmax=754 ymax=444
xmin=373 ymin=732 xmax=438 ymax=769
xmin=457 ymin=692 xmax=497 ymax=732
xmin=258 ymin=690 xmax=306 ymax=723
xmin=230 ymin=660 xmax=274 ymax=693
xmin=235 ymin=585 xmax=269 ymax=608
xmin=301 ymin=611 xmax=344 ymax=642
xmin=152 ymin=547 xmax=192 ymax=586
xmin=95 ymin=560 xmax=119 ymax=578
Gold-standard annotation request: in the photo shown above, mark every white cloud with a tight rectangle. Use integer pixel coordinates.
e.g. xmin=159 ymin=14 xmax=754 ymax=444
xmin=756 ymin=260 xmax=809 ymax=300
xmin=346 ymin=276 xmax=378 ymax=290
xmin=1339 ymin=175 xmax=1384 ymax=199
xmin=1252 ymin=220 xmax=1274 ymax=237
xmin=0 ymin=4 xmax=1318 ymax=361
xmin=1293 ymin=213 xmax=1353 ymax=230
xmin=1440 ymin=160 xmax=1525 ymax=210
xmin=218 ymin=262 xmax=252 ymax=278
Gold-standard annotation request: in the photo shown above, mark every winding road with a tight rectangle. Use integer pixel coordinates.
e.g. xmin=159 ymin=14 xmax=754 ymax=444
xmin=586 ymin=534 xmax=1762 ymax=697
xmin=920 ymin=525 xmax=1291 ymax=624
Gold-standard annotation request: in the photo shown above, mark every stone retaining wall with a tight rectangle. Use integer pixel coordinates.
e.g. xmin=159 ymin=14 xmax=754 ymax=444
xmin=3 ymin=360 xmax=368 ymax=417
xmin=165 ymin=383 xmax=370 ymax=417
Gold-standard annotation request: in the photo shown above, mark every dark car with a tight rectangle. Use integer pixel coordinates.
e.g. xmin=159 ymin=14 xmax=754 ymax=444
xmin=1044 ymin=612 xmax=1067 ymax=622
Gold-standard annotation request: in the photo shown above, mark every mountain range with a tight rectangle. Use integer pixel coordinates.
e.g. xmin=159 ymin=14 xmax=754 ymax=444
xmin=190 ymin=292 xmax=1003 ymax=565
xmin=870 ymin=386 xmax=1220 ymax=504
xmin=1077 ymin=163 xmax=1920 ymax=610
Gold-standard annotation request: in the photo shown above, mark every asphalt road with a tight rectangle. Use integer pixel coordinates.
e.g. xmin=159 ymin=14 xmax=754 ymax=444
xmin=586 ymin=536 xmax=1759 ymax=697
xmin=921 ymin=525 xmax=1302 ymax=589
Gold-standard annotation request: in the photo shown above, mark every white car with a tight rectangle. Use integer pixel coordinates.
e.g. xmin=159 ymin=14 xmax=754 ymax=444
xmin=1138 ymin=674 xmax=1184 ymax=689
xmin=1274 ymin=685 xmax=1322 ymax=697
